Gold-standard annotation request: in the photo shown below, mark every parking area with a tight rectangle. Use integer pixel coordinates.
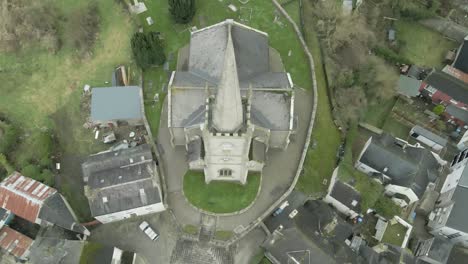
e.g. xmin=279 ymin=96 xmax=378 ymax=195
xmin=89 ymin=211 xmax=178 ymax=263
xmin=263 ymin=190 xmax=308 ymax=231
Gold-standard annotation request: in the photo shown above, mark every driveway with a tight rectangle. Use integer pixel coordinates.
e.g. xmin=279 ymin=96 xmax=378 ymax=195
xmin=157 ymin=88 xmax=313 ymax=231
xmin=89 ymin=211 xmax=178 ymax=263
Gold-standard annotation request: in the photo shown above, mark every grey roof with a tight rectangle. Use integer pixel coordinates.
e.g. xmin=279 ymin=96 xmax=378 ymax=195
xmin=446 ymin=167 xmax=468 ymax=233
xmin=453 ymin=40 xmax=468 ymax=74
xmin=407 ymin=65 xmax=425 ymax=80
xmin=251 ymin=140 xmax=266 ymax=162
xmin=330 ymin=181 xmax=361 ymax=213
xmin=82 ymin=144 xmax=162 ymax=217
xmin=359 ymin=134 xmax=441 ymax=197
xmin=91 ymin=86 xmax=143 ymax=122
xmin=446 ymin=104 xmax=468 ymax=123
xmin=425 ymin=70 xmax=468 ymax=104
xmin=398 ymin=75 xmax=422 ymax=97
xmin=28 ymin=238 xmax=84 ymax=264
xmin=420 ymin=236 xmax=453 ymax=264
xmin=169 ymin=20 xmax=293 ymax=132
xmin=187 ymin=138 xmax=203 ymax=162
xmin=411 ymin=126 xmax=448 ymax=147
xmin=188 ymin=20 xmax=269 ymax=83
xmin=38 ymin=193 xmax=88 ymax=234
xmin=447 ymin=245 xmax=468 ymax=264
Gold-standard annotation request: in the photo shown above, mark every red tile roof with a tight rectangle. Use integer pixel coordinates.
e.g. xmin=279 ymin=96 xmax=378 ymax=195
xmin=0 ymin=172 xmax=56 ymax=223
xmin=0 ymin=226 xmax=33 ymax=259
xmin=443 ymin=65 xmax=468 ymax=84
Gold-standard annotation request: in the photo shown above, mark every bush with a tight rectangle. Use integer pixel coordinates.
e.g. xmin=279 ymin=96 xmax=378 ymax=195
xmin=433 ymin=104 xmax=445 ymax=115
xmin=373 ymin=46 xmax=412 ymax=65
xmin=131 ymin=32 xmax=166 ymax=69
xmin=169 ymin=0 xmax=196 ymax=24
xmin=0 ymin=121 xmax=18 ymax=154
xmin=21 ymin=164 xmax=42 ymax=178
xmin=374 ymin=196 xmax=401 ymax=219
xmin=67 ymin=1 xmax=100 ymax=55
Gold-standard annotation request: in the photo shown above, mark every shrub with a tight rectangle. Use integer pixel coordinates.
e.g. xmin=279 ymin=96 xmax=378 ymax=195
xmin=373 ymin=46 xmax=412 ymax=65
xmin=0 ymin=121 xmax=18 ymax=154
xmin=131 ymin=32 xmax=166 ymax=69
xmin=168 ymin=0 xmax=196 ymax=24
xmin=374 ymin=196 xmax=401 ymax=219
xmin=433 ymin=104 xmax=445 ymax=115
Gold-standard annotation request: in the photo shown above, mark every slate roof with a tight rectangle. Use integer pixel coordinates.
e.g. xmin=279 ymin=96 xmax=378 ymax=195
xmin=398 ymin=75 xmax=422 ymax=97
xmin=445 ymin=167 xmax=468 ymax=233
xmin=330 ymin=181 xmax=361 ymax=213
xmin=28 ymin=238 xmax=84 ymax=264
xmin=0 ymin=226 xmax=33 ymax=259
xmin=359 ymin=134 xmax=440 ymax=197
xmin=418 ymin=236 xmax=453 ymax=264
xmin=424 ymin=70 xmax=468 ymax=104
xmin=90 ymin=86 xmax=143 ymax=122
xmin=82 ymin=144 xmax=162 ymax=217
xmin=169 ymin=20 xmax=293 ymax=132
xmin=446 ymin=104 xmax=468 ymax=123
xmin=411 ymin=126 xmax=448 ymax=147
xmin=453 ymin=39 xmax=468 ymax=74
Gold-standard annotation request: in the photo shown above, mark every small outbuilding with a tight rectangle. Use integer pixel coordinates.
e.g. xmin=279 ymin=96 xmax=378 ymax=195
xmin=398 ymin=75 xmax=422 ymax=98
xmin=90 ymin=86 xmax=144 ymax=127
xmin=409 ymin=125 xmax=447 ymax=152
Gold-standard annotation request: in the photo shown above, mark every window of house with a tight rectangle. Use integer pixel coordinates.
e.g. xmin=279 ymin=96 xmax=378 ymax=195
xmin=426 ymin=86 xmax=437 ymax=94
xmin=447 ymin=233 xmax=461 ymax=239
xmin=219 ymin=169 xmax=233 ymax=177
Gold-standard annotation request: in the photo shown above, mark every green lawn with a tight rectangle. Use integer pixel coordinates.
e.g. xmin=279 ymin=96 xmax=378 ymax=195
xmin=214 ymin=230 xmax=233 ymax=241
xmin=183 ymin=224 xmax=199 ymax=235
xmin=382 ymin=115 xmax=411 ymax=140
xmin=0 ymin=0 xmax=135 ymax=221
xmin=396 ymin=20 xmax=457 ymax=67
xmin=297 ymin=1 xmax=341 ymax=195
xmin=183 ymin=171 xmax=260 ymax=213
xmin=79 ymin=242 xmax=104 ymax=264
xmin=381 ymin=222 xmax=407 ymax=246
xmin=364 ymin=98 xmax=397 ymax=128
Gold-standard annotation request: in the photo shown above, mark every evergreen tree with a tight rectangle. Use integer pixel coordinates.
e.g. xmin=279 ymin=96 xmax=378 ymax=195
xmin=131 ymin=32 xmax=166 ymax=70
xmin=168 ymin=0 xmax=195 ymax=24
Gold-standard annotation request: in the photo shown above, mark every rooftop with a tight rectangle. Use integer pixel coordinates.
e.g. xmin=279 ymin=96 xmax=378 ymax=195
xmin=411 ymin=125 xmax=448 ymax=147
xmin=446 ymin=104 xmax=468 ymax=124
xmin=453 ymin=39 xmax=468 ymax=74
xmin=359 ymin=134 xmax=441 ymax=197
xmin=0 ymin=226 xmax=33 ymax=259
xmin=424 ymin=70 xmax=468 ymax=104
xmin=82 ymin=144 xmax=162 ymax=217
xmin=90 ymin=86 xmax=143 ymax=122
xmin=398 ymin=75 xmax=422 ymax=97
xmin=330 ymin=181 xmax=362 ymax=213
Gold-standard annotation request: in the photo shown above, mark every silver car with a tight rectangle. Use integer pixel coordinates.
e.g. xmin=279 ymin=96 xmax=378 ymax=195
xmin=139 ymin=221 xmax=159 ymax=241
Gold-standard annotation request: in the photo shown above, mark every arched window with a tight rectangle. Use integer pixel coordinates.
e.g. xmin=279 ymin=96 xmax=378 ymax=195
xmin=218 ymin=169 xmax=233 ymax=177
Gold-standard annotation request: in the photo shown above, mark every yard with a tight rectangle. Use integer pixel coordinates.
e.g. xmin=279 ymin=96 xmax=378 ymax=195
xmin=183 ymin=171 xmax=261 ymax=213
xmin=296 ymin=0 xmax=342 ymax=195
xmin=0 ymin=0 xmax=135 ymax=221
xmin=395 ymin=20 xmax=458 ymax=67
xmin=381 ymin=221 xmax=407 ymax=246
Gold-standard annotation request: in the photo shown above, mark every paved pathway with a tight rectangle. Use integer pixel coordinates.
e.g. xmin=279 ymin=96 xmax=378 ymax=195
xmin=157 ymin=88 xmax=312 ymax=231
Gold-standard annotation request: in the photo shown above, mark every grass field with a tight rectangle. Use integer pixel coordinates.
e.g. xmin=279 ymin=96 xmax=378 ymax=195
xmin=381 ymin=222 xmax=407 ymax=246
xmin=364 ymin=98 xmax=397 ymax=128
xmin=296 ymin=0 xmax=342 ymax=195
xmin=396 ymin=20 xmax=457 ymax=67
xmin=183 ymin=172 xmax=260 ymax=213
xmin=0 ymin=0 xmax=135 ymax=221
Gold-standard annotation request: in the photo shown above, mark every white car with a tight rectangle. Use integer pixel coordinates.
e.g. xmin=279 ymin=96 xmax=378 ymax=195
xmin=139 ymin=221 xmax=159 ymax=241
xmin=288 ymin=209 xmax=299 ymax=219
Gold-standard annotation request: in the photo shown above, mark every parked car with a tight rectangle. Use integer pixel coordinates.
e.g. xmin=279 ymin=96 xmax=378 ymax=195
xmin=139 ymin=221 xmax=159 ymax=241
xmin=272 ymin=201 xmax=290 ymax=217
xmin=288 ymin=209 xmax=298 ymax=219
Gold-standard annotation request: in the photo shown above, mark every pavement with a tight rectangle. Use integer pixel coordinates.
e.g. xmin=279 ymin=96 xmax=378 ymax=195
xmin=157 ymin=88 xmax=313 ymax=231
xmin=89 ymin=211 xmax=179 ymax=264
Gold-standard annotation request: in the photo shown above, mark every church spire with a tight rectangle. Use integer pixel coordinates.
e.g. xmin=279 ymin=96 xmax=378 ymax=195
xmin=212 ymin=23 xmax=243 ymax=133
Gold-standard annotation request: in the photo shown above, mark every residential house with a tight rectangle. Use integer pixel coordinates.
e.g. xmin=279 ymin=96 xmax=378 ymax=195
xmin=414 ymin=236 xmax=455 ymax=264
xmin=419 ymin=70 xmax=468 ymax=109
xmin=444 ymin=104 xmax=468 ymax=127
xmin=409 ymin=125 xmax=447 ymax=152
xmin=457 ymin=130 xmax=468 ymax=151
xmin=82 ymin=144 xmax=165 ymax=224
xmin=0 ymin=172 xmax=89 ymax=235
xmin=452 ymin=36 xmax=468 ymax=74
xmin=355 ymin=134 xmax=445 ymax=207
xmin=442 ymin=65 xmax=468 ymax=84
xmin=90 ymin=86 xmax=144 ymax=127
xmin=427 ymin=149 xmax=468 ymax=246
xmin=167 ymin=19 xmax=295 ymax=184
xmin=324 ymin=168 xmax=361 ymax=218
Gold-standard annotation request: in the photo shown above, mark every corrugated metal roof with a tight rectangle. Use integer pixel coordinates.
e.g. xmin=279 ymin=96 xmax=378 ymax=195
xmin=0 ymin=172 xmax=56 ymax=223
xmin=0 ymin=226 xmax=33 ymax=259
xmin=91 ymin=86 xmax=143 ymax=122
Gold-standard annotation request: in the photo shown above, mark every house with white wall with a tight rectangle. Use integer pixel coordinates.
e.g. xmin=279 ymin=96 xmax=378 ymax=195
xmin=82 ymin=144 xmax=165 ymax=224
xmin=355 ymin=134 xmax=445 ymax=207
xmin=324 ymin=168 xmax=361 ymax=218
xmin=427 ymin=149 xmax=468 ymax=246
